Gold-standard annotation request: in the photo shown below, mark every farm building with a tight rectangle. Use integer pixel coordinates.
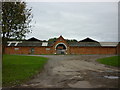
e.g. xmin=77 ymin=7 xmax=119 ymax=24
xmin=5 ymin=36 xmax=119 ymax=55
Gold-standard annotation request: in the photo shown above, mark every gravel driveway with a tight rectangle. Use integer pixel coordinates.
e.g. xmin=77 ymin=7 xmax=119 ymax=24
xmin=20 ymin=55 xmax=119 ymax=88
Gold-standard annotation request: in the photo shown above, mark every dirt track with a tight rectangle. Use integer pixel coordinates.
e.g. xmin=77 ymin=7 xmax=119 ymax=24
xmin=20 ymin=55 xmax=119 ymax=88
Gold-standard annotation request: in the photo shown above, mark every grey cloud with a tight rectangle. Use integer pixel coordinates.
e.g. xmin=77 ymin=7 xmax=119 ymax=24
xmin=26 ymin=2 xmax=118 ymax=42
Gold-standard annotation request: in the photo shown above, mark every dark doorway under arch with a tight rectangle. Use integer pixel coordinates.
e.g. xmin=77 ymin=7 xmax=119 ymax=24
xmin=56 ymin=44 xmax=67 ymax=54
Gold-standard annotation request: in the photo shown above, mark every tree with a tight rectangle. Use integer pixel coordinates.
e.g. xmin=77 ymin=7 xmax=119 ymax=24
xmin=66 ymin=39 xmax=78 ymax=44
xmin=48 ymin=37 xmax=57 ymax=42
xmin=2 ymin=2 xmax=33 ymax=53
xmin=48 ymin=37 xmax=78 ymax=44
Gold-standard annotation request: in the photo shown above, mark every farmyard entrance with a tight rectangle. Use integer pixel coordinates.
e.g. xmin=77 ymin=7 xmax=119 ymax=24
xmin=20 ymin=55 xmax=119 ymax=88
xmin=55 ymin=43 xmax=67 ymax=54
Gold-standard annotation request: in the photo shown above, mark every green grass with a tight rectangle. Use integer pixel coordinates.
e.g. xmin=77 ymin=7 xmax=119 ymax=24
xmin=2 ymin=55 xmax=48 ymax=87
xmin=0 ymin=69 xmax=1 ymax=88
xmin=97 ymin=56 xmax=120 ymax=67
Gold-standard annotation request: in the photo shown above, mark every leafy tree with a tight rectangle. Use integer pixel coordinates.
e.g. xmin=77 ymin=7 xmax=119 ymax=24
xmin=48 ymin=38 xmax=57 ymax=42
xmin=2 ymin=2 xmax=33 ymax=53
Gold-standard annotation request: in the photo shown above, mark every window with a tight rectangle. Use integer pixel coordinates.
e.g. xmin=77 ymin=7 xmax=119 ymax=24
xmin=31 ymin=48 xmax=34 ymax=51
xmin=14 ymin=48 xmax=19 ymax=50
xmin=30 ymin=48 xmax=35 ymax=54
xmin=46 ymin=48 xmax=50 ymax=50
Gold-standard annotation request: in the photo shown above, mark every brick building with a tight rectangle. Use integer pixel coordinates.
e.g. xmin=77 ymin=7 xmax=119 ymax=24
xmin=5 ymin=36 xmax=119 ymax=55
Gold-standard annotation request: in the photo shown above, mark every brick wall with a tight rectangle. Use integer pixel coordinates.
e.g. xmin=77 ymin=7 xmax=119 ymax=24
xmin=5 ymin=46 xmax=117 ymax=55
xmin=69 ymin=46 xmax=117 ymax=55
xmin=117 ymin=43 xmax=120 ymax=55
xmin=5 ymin=46 xmax=52 ymax=54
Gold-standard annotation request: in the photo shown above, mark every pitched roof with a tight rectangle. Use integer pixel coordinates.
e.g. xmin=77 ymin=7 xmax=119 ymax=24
xmin=27 ymin=37 xmax=40 ymax=41
xmin=6 ymin=41 xmax=48 ymax=47
xmin=79 ymin=37 xmax=99 ymax=42
xmin=69 ymin=42 xmax=101 ymax=46
xmin=67 ymin=37 xmax=100 ymax=46
xmin=6 ymin=37 xmax=118 ymax=47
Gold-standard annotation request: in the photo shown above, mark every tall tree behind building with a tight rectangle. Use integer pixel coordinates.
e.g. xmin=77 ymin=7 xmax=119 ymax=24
xmin=2 ymin=2 xmax=33 ymax=53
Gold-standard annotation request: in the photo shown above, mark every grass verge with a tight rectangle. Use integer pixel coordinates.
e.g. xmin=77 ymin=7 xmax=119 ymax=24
xmin=2 ymin=55 xmax=48 ymax=87
xmin=97 ymin=56 xmax=120 ymax=67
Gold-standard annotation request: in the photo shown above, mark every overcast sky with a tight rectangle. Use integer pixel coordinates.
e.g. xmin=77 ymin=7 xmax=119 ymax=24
xmin=26 ymin=2 xmax=118 ymax=42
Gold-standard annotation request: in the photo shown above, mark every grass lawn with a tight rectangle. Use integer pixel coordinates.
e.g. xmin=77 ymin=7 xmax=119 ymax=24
xmin=0 ymin=69 xmax=1 ymax=88
xmin=97 ymin=56 xmax=120 ymax=67
xmin=2 ymin=55 xmax=48 ymax=87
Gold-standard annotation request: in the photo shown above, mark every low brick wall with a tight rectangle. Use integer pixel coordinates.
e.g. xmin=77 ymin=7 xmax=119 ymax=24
xmin=5 ymin=46 xmax=117 ymax=55
xmin=69 ymin=46 xmax=117 ymax=55
xmin=5 ymin=46 xmax=52 ymax=54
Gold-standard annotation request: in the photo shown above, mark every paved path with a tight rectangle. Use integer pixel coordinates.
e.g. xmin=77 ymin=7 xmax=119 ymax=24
xmin=20 ymin=55 xmax=119 ymax=88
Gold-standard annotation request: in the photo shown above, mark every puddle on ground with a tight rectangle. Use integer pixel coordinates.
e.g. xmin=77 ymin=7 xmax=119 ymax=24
xmin=89 ymin=71 xmax=119 ymax=80
xmin=105 ymin=70 xmax=114 ymax=73
xmin=104 ymin=76 xmax=119 ymax=79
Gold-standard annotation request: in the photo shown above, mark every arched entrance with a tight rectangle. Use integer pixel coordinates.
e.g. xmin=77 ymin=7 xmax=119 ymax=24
xmin=55 ymin=43 xmax=67 ymax=54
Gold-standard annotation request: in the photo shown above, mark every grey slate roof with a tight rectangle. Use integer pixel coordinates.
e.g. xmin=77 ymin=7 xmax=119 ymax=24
xmin=69 ymin=42 xmax=101 ymax=47
xmin=7 ymin=41 xmax=43 ymax=47
xmin=79 ymin=37 xmax=99 ymax=42
xmin=6 ymin=41 xmax=101 ymax=47
xmin=10 ymin=43 xmax=16 ymax=46
xmin=17 ymin=41 xmax=42 ymax=46
xmin=48 ymin=41 xmax=55 ymax=46
xmin=27 ymin=37 xmax=41 ymax=41
xmin=6 ymin=37 xmax=118 ymax=47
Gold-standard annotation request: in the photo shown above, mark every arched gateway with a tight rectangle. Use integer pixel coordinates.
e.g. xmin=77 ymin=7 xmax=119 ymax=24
xmin=55 ymin=43 xmax=67 ymax=54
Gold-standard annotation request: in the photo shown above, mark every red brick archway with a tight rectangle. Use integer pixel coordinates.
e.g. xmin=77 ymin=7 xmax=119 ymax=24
xmin=55 ymin=43 xmax=67 ymax=54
